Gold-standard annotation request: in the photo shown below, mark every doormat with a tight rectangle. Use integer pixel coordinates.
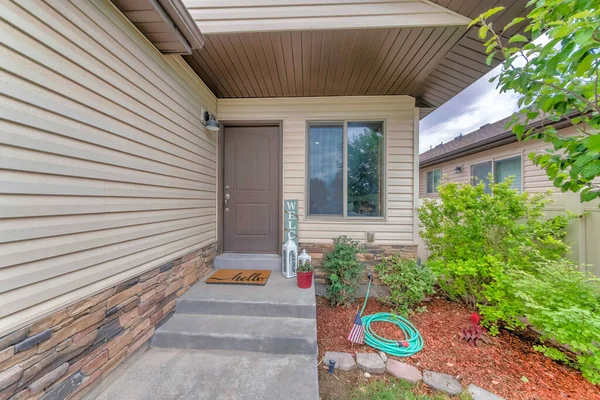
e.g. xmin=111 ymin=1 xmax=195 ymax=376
xmin=205 ymin=269 xmax=271 ymax=286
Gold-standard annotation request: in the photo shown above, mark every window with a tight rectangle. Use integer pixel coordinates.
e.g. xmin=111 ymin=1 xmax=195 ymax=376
xmin=426 ymin=169 xmax=441 ymax=193
xmin=471 ymin=161 xmax=492 ymax=193
xmin=308 ymin=121 xmax=384 ymax=217
xmin=494 ymin=156 xmax=522 ymax=191
xmin=471 ymin=156 xmax=522 ymax=193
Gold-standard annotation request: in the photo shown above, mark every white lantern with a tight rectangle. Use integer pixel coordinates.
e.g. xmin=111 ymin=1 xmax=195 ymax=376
xmin=282 ymin=239 xmax=298 ymax=278
xmin=298 ymin=249 xmax=311 ymax=268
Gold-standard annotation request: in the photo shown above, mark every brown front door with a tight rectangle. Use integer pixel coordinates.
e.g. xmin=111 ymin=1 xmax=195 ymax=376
xmin=223 ymin=125 xmax=280 ymax=253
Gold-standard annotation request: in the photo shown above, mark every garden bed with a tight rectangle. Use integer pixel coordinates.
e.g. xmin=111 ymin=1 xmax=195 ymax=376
xmin=317 ymin=296 xmax=600 ymax=400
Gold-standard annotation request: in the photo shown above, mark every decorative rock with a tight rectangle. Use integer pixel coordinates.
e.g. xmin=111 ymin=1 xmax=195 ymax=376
xmin=363 ymin=372 xmax=371 ymax=378
xmin=356 ymin=353 xmax=386 ymax=375
xmin=385 ymin=360 xmax=422 ymax=384
xmin=0 ymin=365 xmax=22 ymax=391
xmin=39 ymin=372 xmax=83 ymax=400
xmin=379 ymin=351 xmax=388 ymax=363
xmin=14 ymin=330 xmax=52 ymax=353
xmin=0 ymin=347 xmax=14 ymax=365
xmin=423 ymin=371 xmax=463 ymax=395
xmin=322 ymin=352 xmax=356 ymax=371
xmin=28 ymin=363 xmax=68 ymax=394
xmin=468 ymin=384 xmax=505 ymax=400
xmin=0 ymin=328 xmax=28 ymax=352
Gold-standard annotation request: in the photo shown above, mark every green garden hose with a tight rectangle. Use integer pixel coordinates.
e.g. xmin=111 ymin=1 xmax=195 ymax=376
xmin=362 ymin=312 xmax=424 ymax=357
xmin=358 ymin=275 xmax=424 ymax=357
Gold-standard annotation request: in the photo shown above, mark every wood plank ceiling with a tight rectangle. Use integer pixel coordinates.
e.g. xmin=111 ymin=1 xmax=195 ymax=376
xmin=182 ymin=0 xmax=529 ymax=116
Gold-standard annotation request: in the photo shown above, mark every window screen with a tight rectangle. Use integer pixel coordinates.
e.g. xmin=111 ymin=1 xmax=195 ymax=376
xmin=308 ymin=124 xmax=343 ymax=215
xmin=347 ymin=122 xmax=384 ymax=217
xmin=495 ymin=156 xmax=522 ymax=191
xmin=426 ymin=169 xmax=441 ymax=193
xmin=471 ymin=161 xmax=492 ymax=193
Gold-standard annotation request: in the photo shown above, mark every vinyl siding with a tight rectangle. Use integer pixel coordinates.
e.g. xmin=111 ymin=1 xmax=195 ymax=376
xmin=217 ymin=96 xmax=417 ymax=245
xmin=0 ymin=0 xmax=217 ymax=336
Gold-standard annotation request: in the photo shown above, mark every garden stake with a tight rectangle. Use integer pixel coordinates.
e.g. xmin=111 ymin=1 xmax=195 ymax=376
xmin=347 ymin=273 xmax=425 ymax=357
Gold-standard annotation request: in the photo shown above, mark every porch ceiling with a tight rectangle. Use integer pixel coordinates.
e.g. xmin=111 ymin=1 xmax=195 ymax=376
xmin=181 ymin=0 xmax=529 ymax=117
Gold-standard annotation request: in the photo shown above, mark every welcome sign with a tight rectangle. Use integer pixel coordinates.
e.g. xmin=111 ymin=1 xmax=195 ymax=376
xmin=284 ymin=199 xmax=298 ymax=246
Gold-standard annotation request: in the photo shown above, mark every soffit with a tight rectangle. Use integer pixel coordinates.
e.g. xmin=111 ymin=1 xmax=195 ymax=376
xmin=184 ymin=26 xmax=467 ymax=98
xmin=183 ymin=0 xmax=471 ymax=34
xmin=112 ymin=0 xmax=205 ymax=54
xmin=181 ymin=0 xmax=529 ymax=118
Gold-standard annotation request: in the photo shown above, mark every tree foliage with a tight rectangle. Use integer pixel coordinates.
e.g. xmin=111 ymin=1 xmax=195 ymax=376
xmin=472 ymin=0 xmax=600 ymax=203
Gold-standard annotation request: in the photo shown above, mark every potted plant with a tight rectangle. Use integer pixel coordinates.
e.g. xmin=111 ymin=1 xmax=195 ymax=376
xmin=297 ymin=262 xmax=313 ymax=289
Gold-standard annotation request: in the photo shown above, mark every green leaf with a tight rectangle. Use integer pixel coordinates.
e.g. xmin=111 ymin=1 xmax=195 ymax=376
xmin=468 ymin=17 xmax=480 ymax=29
xmin=486 ymin=43 xmax=497 ymax=53
xmin=508 ymin=34 xmax=528 ymax=44
xmin=486 ymin=52 xmax=497 ymax=66
xmin=479 ymin=25 xmax=489 ymax=39
xmin=574 ymin=28 xmax=594 ymax=46
xmin=504 ymin=17 xmax=526 ymax=32
xmin=583 ymin=135 xmax=600 ymax=152
xmin=576 ymin=54 xmax=593 ymax=77
xmin=482 ymin=6 xmax=506 ymax=20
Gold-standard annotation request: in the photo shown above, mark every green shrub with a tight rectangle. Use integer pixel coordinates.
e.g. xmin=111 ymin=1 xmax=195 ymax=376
xmin=511 ymin=260 xmax=600 ymax=384
xmin=418 ymin=178 xmax=574 ymax=330
xmin=323 ymin=236 xmax=365 ymax=306
xmin=376 ymin=255 xmax=436 ymax=316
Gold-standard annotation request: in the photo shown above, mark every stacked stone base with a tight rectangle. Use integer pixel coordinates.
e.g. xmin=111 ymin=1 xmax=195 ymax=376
xmin=299 ymin=243 xmax=418 ymax=286
xmin=0 ymin=244 xmax=216 ymax=400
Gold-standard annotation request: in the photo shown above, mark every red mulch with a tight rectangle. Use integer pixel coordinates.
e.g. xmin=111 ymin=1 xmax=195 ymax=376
xmin=317 ymin=296 xmax=600 ymax=400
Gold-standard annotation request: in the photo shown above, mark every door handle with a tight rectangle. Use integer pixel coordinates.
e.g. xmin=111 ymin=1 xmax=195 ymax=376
xmin=224 ymin=193 xmax=230 ymax=208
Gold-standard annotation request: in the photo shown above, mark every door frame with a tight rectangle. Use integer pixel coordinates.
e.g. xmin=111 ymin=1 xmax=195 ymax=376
xmin=217 ymin=120 xmax=284 ymax=255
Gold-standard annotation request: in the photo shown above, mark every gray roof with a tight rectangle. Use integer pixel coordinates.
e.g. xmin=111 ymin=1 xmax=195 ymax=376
xmin=420 ymin=116 xmax=514 ymax=164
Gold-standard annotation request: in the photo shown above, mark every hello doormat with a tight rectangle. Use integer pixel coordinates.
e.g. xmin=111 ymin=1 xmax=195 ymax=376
xmin=205 ymin=269 xmax=271 ymax=286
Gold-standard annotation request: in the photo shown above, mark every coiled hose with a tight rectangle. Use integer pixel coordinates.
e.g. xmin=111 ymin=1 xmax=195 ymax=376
xmin=362 ymin=312 xmax=424 ymax=357
xmin=357 ymin=275 xmax=424 ymax=357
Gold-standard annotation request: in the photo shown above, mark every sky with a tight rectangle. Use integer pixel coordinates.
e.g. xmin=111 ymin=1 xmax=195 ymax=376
xmin=418 ymin=66 xmax=522 ymax=154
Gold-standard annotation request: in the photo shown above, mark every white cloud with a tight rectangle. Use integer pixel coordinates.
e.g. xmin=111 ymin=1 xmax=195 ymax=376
xmin=419 ymin=66 xmax=521 ymax=153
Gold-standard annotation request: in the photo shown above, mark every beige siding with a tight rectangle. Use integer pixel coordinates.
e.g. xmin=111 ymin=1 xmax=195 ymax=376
xmin=184 ymin=0 xmax=470 ymax=34
xmin=217 ymin=96 xmax=417 ymax=245
xmin=417 ymin=126 xmax=600 ymax=276
xmin=0 ymin=0 xmax=217 ymax=336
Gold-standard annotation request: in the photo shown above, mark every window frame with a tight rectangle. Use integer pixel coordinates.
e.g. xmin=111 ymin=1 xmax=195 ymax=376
xmin=305 ymin=119 xmax=387 ymax=220
xmin=426 ymin=168 xmax=442 ymax=194
xmin=470 ymin=154 xmax=523 ymax=192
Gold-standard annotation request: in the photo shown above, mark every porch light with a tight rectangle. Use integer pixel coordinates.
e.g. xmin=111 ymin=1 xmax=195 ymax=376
xmin=206 ymin=114 xmax=220 ymax=131
xmin=281 ymin=239 xmax=298 ymax=279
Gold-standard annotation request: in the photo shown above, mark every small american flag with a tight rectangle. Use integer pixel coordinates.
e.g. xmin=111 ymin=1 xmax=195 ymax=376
xmin=347 ymin=312 xmax=365 ymax=344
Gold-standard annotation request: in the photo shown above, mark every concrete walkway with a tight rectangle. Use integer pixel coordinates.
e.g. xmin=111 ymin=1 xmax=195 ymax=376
xmin=92 ymin=272 xmax=319 ymax=400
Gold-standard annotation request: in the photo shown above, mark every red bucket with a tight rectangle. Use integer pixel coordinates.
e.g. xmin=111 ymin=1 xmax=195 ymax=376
xmin=297 ymin=271 xmax=313 ymax=289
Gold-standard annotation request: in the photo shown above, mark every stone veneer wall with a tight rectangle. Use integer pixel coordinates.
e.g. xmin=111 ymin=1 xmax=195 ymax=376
xmin=299 ymin=243 xmax=418 ymax=286
xmin=0 ymin=244 xmax=216 ymax=400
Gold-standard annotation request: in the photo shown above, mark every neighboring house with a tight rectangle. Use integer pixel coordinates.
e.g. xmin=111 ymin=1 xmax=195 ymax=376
xmin=418 ymin=116 xmax=600 ymax=276
xmin=0 ymin=0 xmax=532 ymax=397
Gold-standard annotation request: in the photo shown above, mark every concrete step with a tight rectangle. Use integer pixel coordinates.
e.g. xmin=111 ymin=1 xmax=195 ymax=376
xmin=214 ymin=253 xmax=281 ymax=270
xmin=177 ymin=273 xmax=316 ymax=319
xmin=151 ymin=314 xmax=318 ymax=355
xmin=93 ymin=348 xmax=319 ymax=400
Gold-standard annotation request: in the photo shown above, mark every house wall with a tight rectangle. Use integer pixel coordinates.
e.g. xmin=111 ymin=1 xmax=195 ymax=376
xmin=0 ymin=0 xmax=218 ymax=339
xmin=417 ymin=126 xmax=600 ymax=276
xmin=217 ymin=96 xmax=418 ymax=246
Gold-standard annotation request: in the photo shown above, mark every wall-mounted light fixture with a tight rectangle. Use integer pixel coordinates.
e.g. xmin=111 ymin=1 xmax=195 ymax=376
xmin=454 ymin=165 xmax=464 ymax=174
xmin=201 ymin=108 xmax=220 ymax=132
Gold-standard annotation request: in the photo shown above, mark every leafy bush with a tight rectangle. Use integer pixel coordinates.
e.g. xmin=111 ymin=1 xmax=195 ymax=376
xmin=323 ymin=236 xmax=365 ymax=306
xmin=376 ymin=255 xmax=436 ymax=315
xmin=511 ymin=260 xmax=600 ymax=384
xmin=419 ymin=178 xmax=574 ymax=330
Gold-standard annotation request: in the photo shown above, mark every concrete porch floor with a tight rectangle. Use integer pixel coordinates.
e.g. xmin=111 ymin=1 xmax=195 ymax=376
xmin=91 ymin=272 xmax=319 ymax=400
